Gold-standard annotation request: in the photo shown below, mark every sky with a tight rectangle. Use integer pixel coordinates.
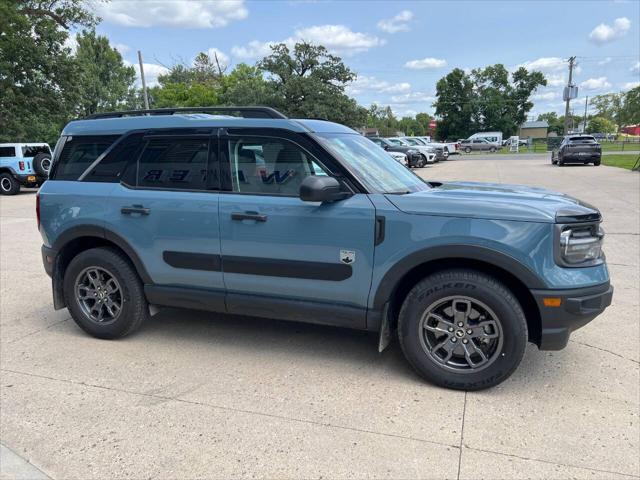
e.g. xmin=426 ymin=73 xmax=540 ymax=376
xmin=85 ymin=0 xmax=640 ymax=119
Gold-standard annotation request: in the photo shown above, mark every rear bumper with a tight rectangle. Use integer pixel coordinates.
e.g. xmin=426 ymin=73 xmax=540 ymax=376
xmin=561 ymin=152 xmax=601 ymax=162
xmin=41 ymin=245 xmax=56 ymax=277
xmin=14 ymin=173 xmax=46 ymax=186
xmin=532 ymin=282 xmax=613 ymax=350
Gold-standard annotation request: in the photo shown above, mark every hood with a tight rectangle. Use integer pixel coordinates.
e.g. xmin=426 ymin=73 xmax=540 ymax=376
xmin=386 ymin=181 xmax=601 ymax=224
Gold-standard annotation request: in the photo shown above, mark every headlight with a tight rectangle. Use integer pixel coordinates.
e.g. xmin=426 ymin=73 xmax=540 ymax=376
xmin=556 ymin=225 xmax=604 ymax=266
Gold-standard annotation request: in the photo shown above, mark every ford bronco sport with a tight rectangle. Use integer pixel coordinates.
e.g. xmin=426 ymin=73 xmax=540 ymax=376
xmin=0 ymin=143 xmax=51 ymax=194
xmin=38 ymin=107 xmax=613 ymax=390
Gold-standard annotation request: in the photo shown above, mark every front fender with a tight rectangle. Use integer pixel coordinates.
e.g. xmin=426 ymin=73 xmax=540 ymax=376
xmin=371 ymin=243 xmax=547 ymax=310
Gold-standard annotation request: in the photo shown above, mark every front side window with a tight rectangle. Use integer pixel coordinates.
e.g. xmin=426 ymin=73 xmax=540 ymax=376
xmin=315 ymin=133 xmax=430 ymax=194
xmin=228 ymin=136 xmax=328 ymax=196
xmin=137 ymin=137 xmax=210 ymax=190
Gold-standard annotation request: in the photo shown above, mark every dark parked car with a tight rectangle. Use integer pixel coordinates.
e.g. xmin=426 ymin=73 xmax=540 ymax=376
xmin=552 ymin=135 xmax=602 ymax=166
xmin=460 ymin=138 xmax=498 ymax=153
xmin=368 ymin=137 xmax=427 ymax=168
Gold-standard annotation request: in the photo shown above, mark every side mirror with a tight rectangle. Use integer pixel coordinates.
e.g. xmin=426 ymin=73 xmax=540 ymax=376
xmin=299 ymin=176 xmax=350 ymax=203
xmin=383 ymin=144 xmax=389 ymax=150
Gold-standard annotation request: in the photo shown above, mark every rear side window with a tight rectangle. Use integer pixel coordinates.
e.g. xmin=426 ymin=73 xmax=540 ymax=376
xmin=0 ymin=147 xmax=16 ymax=157
xmin=51 ymin=136 xmax=118 ymax=180
xmin=137 ymin=137 xmax=210 ymax=190
xmin=22 ymin=146 xmax=50 ymax=157
xmin=83 ymin=133 xmax=144 ymax=183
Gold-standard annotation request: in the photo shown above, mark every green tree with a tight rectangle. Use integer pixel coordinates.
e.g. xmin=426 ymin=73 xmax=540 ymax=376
xmin=219 ymin=64 xmax=271 ymax=106
xmin=149 ymin=83 xmax=219 ymax=108
xmin=433 ymin=68 xmax=476 ymax=140
xmin=619 ymin=86 xmax=640 ymax=126
xmin=258 ymin=42 xmax=363 ymax=126
xmin=590 ymin=93 xmax=622 ymax=124
xmin=74 ymin=30 xmax=137 ymax=116
xmin=149 ymin=51 xmax=227 ymax=108
xmin=586 ymin=117 xmax=616 ymax=134
xmin=0 ymin=0 xmax=96 ymax=144
xmin=434 ymin=65 xmax=546 ymax=140
xmin=537 ymin=112 xmax=563 ymax=135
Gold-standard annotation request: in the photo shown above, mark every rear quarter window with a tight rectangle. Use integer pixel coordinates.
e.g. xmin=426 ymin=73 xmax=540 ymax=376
xmin=50 ymin=135 xmax=119 ymax=180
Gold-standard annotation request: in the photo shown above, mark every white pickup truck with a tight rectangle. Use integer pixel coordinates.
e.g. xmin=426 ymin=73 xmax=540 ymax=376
xmin=416 ymin=137 xmax=459 ymax=158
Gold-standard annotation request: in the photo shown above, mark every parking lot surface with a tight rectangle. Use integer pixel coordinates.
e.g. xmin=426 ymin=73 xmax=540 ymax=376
xmin=1 ymin=156 xmax=638 ymax=479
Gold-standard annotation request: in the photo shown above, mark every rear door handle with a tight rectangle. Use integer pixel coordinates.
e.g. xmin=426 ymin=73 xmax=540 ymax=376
xmin=231 ymin=211 xmax=267 ymax=222
xmin=121 ymin=205 xmax=150 ymax=216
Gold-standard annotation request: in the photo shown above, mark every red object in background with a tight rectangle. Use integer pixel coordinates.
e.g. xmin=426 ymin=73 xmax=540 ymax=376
xmin=429 ymin=120 xmax=437 ymax=130
xmin=620 ymin=124 xmax=640 ymax=136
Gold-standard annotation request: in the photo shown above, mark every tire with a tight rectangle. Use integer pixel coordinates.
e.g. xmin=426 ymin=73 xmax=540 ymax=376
xmin=464 ymin=147 xmax=471 ymax=154
xmin=397 ymin=269 xmax=527 ymax=391
xmin=551 ymin=152 xmax=557 ymax=165
xmin=418 ymin=155 xmax=427 ymax=168
xmin=489 ymin=147 xmax=496 ymax=153
xmin=64 ymin=247 xmax=149 ymax=339
xmin=0 ymin=173 xmax=20 ymax=195
xmin=443 ymin=148 xmax=450 ymax=159
xmin=594 ymin=160 xmax=601 ymax=166
xmin=33 ymin=153 xmax=52 ymax=176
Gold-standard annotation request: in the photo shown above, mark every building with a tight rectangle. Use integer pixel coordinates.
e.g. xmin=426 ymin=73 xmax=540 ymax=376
xmin=519 ymin=120 xmax=549 ymax=139
xmin=620 ymin=124 xmax=640 ymax=136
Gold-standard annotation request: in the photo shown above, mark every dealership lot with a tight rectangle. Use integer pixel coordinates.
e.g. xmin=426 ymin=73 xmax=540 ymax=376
xmin=1 ymin=156 xmax=638 ymax=479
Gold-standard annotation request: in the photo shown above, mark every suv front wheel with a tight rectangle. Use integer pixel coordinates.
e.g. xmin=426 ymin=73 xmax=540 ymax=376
xmin=398 ymin=269 xmax=527 ymax=390
xmin=64 ymin=247 xmax=149 ymax=339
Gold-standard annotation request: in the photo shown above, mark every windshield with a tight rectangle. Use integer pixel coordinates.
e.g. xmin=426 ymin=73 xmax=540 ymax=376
xmin=387 ymin=138 xmax=404 ymax=146
xmin=403 ymin=138 xmax=420 ymax=145
xmin=314 ymin=133 xmax=430 ymax=194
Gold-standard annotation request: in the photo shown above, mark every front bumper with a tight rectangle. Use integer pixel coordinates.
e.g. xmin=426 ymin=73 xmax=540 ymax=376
xmin=532 ymin=282 xmax=613 ymax=350
xmin=407 ymin=153 xmax=423 ymax=166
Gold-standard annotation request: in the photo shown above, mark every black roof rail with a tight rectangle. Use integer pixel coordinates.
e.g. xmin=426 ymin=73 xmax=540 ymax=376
xmin=84 ymin=106 xmax=288 ymax=120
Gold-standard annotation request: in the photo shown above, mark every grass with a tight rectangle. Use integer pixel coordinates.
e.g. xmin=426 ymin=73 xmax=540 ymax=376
xmin=601 ymin=154 xmax=639 ymax=170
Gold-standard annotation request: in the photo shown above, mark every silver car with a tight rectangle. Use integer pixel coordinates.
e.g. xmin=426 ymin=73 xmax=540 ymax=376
xmin=460 ymin=138 xmax=499 ymax=153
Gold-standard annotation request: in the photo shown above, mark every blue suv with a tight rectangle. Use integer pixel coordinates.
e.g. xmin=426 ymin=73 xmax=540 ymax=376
xmin=0 ymin=143 xmax=51 ymax=194
xmin=38 ymin=107 xmax=613 ymax=390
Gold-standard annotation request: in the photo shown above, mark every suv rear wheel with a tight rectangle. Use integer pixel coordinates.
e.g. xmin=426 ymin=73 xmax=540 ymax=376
xmin=64 ymin=247 xmax=149 ymax=339
xmin=0 ymin=173 xmax=19 ymax=195
xmin=397 ymin=269 xmax=527 ymax=390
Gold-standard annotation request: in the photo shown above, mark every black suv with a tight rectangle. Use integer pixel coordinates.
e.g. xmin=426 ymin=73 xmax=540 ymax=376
xmin=552 ymin=135 xmax=602 ymax=166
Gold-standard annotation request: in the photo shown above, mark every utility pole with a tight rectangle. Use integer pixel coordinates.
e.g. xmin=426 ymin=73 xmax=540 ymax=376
xmin=583 ymin=96 xmax=588 ymax=133
xmin=563 ymin=56 xmax=576 ymax=134
xmin=138 ymin=50 xmax=150 ymax=110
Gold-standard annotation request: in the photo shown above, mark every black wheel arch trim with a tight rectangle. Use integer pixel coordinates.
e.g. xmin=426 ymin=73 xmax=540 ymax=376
xmin=51 ymin=224 xmax=153 ymax=284
xmin=372 ymin=244 xmax=547 ymax=310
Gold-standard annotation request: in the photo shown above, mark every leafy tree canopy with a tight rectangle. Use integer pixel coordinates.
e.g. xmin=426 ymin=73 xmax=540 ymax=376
xmin=0 ymin=0 xmax=97 ymax=143
xmin=434 ymin=65 xmax=546 ymax=140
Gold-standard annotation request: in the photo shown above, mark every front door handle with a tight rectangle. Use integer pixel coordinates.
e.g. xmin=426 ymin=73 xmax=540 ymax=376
xmin=121 ymin=205 xmax=150 ymax=216
xmin=231 ymin=211 xmax=267 ymax=222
